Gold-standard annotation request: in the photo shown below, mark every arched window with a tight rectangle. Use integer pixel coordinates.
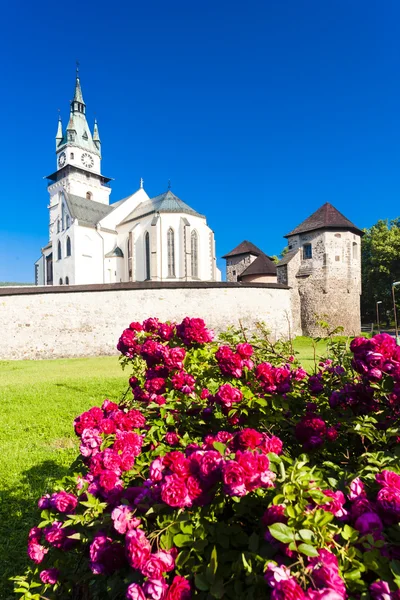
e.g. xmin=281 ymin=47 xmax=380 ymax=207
xmin=66 ymin=236 xmax=71 ymax=257
xmin=57 ymin=220 xmax=60 ymax=233
xmin=145 ymin=232 xmax=150 ymax=280
xmin=65 ymin=276 xmax=69 ymax=285
xmin=353 ymin=242 xmax=358 ymax=260
xmin=57 ymin=241 xmax=62 ymax=260
xmin=59 ymin=278 xmax=63 ymax=285
xmin=66 ymin=214 xmax=70 ymax=228
xmin=86 ymin=191 xmax=93 ymax=200
xmin=61 ymin=203 xmax=65 ymax=230
xmin=191 ymin=230 xmax=199 ymax=278
xmin=167 ymin=228 xmax=175 ymax=277
xmin=70 ymin=152 xmax=74 ymax=159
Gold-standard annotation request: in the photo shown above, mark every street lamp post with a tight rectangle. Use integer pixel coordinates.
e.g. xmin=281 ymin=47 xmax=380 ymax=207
xmin=392 ymin=282 xmax=400 ymax=344
xmin=376 ymin=301 xmax=382 ymax=334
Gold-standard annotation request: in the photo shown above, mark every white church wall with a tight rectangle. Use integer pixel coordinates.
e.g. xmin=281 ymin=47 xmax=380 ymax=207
xmin=74 ymin=226 xmax=105 ymax=284
xmin=0 ymin=283 xmax=292 ymax=360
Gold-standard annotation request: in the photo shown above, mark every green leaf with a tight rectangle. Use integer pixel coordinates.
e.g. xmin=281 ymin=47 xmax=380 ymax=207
xmin=298 ymin=529 xmax=314 ymax=542
xmin=268 ymin=523 xmax=294 ymax=544
xmin=248 ymin=532 xmax=259 ymax=553
xmin=213 ymin=442 xmax=226 ymax=455
xmin=298 ymin=543 xmax=319 ymax=557
xmin=195 ymin=573 xmax=209 ymax=591
xmin=210 ymin=577 xmax=225 ymax=599
xmin=173 ymin=534 xmax=192 ymax=547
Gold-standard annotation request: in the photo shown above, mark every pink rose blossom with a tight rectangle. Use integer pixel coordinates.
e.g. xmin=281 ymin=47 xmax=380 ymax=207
xmin=143 ymin=577 xmax=169 ymax=600
xmin=126 ymin=583 xmax=146 ymax=600
xmin=39 ymin=568 xmax=59 ymax=585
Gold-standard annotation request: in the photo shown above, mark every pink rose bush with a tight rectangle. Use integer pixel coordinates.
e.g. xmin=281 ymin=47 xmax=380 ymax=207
xmin=14 ymin=322 xmax=400 ymax=598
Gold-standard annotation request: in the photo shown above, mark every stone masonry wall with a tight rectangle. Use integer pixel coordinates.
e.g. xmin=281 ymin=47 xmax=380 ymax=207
xmin=0 ymin=282 xmax=292 ymax=360
xmin=225 ymin=254 xmax=257 ymax=282
xmin=284 ymin=230 xmax=361 ymax=337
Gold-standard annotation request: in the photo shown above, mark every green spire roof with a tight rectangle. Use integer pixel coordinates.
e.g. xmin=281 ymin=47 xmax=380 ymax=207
xmin=93 ymin=119 xmax=100 ymax=142
xmin=56 ymin=116 xmax=63 ymax=140
xmin=73 ymin=75 xmax=85 ymax=105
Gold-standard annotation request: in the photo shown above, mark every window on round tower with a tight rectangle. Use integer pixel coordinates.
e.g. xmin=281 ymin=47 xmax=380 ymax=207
xmin=353 ymin=242 xmax=358 ymax=260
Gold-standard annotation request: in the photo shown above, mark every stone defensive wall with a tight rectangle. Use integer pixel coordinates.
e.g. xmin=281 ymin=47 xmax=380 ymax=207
xmin=0 ymin=282 xmax=292 ymax=360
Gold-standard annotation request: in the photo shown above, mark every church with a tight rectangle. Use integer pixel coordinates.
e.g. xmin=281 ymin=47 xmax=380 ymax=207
xmin=35 ymin=73 xmax=220 ymax=286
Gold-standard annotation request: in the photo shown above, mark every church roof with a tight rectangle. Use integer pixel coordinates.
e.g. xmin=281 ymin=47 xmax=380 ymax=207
xmin=238 ymin=253 xmax=277 ymax=279
xmin=120 ymin=190 xmax=205 ymax=225
xmin=222 ymin=240 xmax=264 ymax=259
xmin=276 ymin=249 xmax=299 ymax=267
xmin=105 ymin=246 xmax=124 ymax=258
xmin=64 ymin=193 xmax=114 ymax=227
xmin=285 ymin=202 xmax=363 ymax=237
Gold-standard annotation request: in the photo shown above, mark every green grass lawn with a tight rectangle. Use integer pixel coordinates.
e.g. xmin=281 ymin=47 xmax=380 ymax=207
xmin=0 ymin=339 xmax=345 ymax=597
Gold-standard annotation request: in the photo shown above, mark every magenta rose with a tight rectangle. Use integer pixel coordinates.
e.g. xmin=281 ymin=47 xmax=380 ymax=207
xmin=126 ymin=583 xmax=146 ymax=600
xmin=271 ymin=578 xmax=306 ymax=600
xmin=27 ymin=541 xmax=48 ymax=564
xmin=161 ymin=474 xmax=191 ymax=508
xmin=125 ymin=529 xmax=151 ymax=570
xmin=216 ymin=383 xmax=243 ymax=408
xmin=166 ymin=575 xmax=191 ymax=600
xmin=39 ymin=568 xmax=59 ymax=585
xmin=143 ymin=577 xmax=169 ymax=600
xmin=51 ymin=491 xmax=78 ymax=513
xmin=222 ymin=460 xmax=247 ymax=496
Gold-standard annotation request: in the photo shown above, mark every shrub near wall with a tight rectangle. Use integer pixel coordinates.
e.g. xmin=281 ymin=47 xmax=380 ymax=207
xmin=13 ymin=319 xmax=400 ymax=599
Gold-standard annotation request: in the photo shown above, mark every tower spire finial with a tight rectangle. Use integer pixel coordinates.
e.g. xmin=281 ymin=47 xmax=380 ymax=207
xmin=168 ymin=179 xmax=171 ymax=191
xmin=76 ymin=59 xmax=80 ymax=76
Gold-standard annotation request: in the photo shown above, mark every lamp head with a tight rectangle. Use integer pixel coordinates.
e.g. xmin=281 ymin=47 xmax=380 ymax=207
xmin=393 ymin=282 xmax=400 ymax=287
xmin=377 ymin=301 xmax=383 ymax=304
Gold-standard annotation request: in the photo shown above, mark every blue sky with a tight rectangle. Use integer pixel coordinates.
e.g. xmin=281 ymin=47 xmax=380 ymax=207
xmin=1 ymin=0 xmax=399 ymax=282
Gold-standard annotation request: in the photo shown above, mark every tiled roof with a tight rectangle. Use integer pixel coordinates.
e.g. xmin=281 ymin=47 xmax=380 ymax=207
xmin=276 ymin=249 xmax=299 ymax=267
xmin=65 ymin=192 xmax=114 ymax=227
xmin=120 ymin=190 xmax=205 ymax=224
xmin=105 ymin=246 xmax=124 ymax=258
xmin=222 ymin=240 xmax=264 ymax=259
xmin=285 ymin=203 xmax=363 ymax=237
xmin=238 ymin=254 xmax=277 ymax=279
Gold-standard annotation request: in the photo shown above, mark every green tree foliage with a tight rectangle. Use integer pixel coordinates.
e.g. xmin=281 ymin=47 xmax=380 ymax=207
xmin=361 ymin=218 xmax=400 ymax=322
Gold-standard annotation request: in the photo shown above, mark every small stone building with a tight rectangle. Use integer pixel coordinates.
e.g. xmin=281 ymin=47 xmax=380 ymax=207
xmin=222 ymin=241 xmax=277 ymax=283
xmin=276 ymin=202 xmax=363 ymax=337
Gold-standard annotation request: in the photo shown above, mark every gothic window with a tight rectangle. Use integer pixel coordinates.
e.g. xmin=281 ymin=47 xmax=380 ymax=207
xmin=145 ymin=232 xmax=151 ymax=280
xmin=61 ymin=203 xmax=65 ymax=230
xmin=65 ymin=276 xmax=69 ymax=285
xmin=57 ymin=241 xmax=62 ymax=260
xmin=353 ymin=242 xmax=358 ymax=260
xmin=66 ymin=236 xmax=71 ymax=257
xmin=303 ymin=243 xmax=312 ymax=260
xmin=128 ymin=236 xmax=132 ymax=280
xmin=57 ymin=220 xmax=60 ymax=233
xmin=167 ymin=228 xmax=175 ymax=277
xmin=86 ymin=192 xmax=93 ymax=200
xmin=59 ymin=278 xmax=63 ymax=285
xmin=191 ymin=230 xmax=199 ymax=278
xmin=66 ymin=214 xmax=70 ymax=228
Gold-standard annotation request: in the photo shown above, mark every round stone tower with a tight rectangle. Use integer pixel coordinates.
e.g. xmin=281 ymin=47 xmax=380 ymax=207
xmin=276 ymin=203 xmax=363 ymax=337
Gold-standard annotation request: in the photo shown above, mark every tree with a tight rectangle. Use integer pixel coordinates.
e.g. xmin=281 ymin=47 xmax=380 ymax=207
xmin=361 ymin=218 xmax=400 ymax=322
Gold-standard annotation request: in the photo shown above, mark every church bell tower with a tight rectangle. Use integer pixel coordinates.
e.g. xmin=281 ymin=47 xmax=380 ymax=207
xmin=46 ymin=67 xmax=112 ymax=207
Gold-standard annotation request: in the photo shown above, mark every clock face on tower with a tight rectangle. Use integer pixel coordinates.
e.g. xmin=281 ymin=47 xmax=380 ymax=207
xmin=81 ymin=152 xmax=94 ymax=169
xmin=58 ymin=152 xmax=66 ymax=168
